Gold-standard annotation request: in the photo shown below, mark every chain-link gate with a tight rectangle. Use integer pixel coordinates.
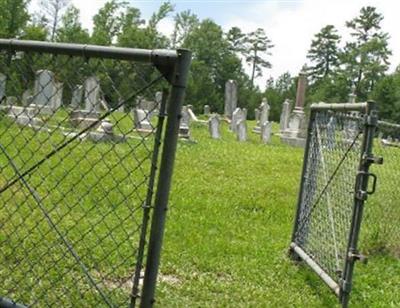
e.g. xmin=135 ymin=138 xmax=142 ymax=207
xmin=289 ymin=102 xmax=381 ymax=307
xmin=362 ymin=120 xmax=400 ymax=257
xmin=0 ymin=40 xmax=191 ymax=307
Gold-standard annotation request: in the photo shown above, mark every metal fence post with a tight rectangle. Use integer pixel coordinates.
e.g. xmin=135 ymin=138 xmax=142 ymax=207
xmin=140 ymin=49 xmax=191 ymax=308
xmin=340 ymin=101 xmax=379 ymax=307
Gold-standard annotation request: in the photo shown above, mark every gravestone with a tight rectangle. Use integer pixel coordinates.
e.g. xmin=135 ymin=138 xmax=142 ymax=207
xmin=253 ymin=98 xmax=270 ymax=133
xmin=208 ymin=114 xmax=220 ymax=139
xmin=33 ymin=70 xmax=57 ymax=114
xmin=87 ymin=119 xmax=124 ymax=142
xmin=22 ymin=89 xmax=33 ymax=106
xmin=279 ymin=99 xmax=291 ymax=133
xmin=0 ymin=73 xmax=6 ymax=102
xmin=204 ymin=105 xmax=210 ymax=115
xmin=281 ymin=71 xmax=307 ymax=147
xmin=84 ymin=76 xmax=101 ymax=113
xmin=326 ymin=116 xmax=336 ymax=149
xmin=231 ymin=108 xmax=247 ymax=132
xmin=261 ymin=121 xmax=272 ymax=144
xmin=70 ymin=110 xmax=100 ymax=129
xmin=224 ymin=80 xmax=237 ymax=119
xmin=133 ymin=108 xmax=153 ymax=132
xmin=236 ymin=119 xmax=247 ymax=142
xmin=255 ymin=108 xmax=260 ymax=123
xmin=179 ymin=105 xmax=191 ymax=139
xmin=71 ymin=85 xmax=83 ymax=109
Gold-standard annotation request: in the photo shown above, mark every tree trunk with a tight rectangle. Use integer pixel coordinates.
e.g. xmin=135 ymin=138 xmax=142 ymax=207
xmin=250 ymin=49 xmax=257 ymax=87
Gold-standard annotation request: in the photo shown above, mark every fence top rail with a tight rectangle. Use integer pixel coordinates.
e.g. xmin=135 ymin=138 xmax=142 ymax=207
xmin=0 ymin=39 xmax=178 ymax=66
xmin=378 ymin=120 xmax=400 ymax=129
xmin=311 ymin=102 xmax=369 ymax=112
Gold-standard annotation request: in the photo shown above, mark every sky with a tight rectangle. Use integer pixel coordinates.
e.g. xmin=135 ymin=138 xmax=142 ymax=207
xmin=30 ymin=0 xmax=400 ymax=89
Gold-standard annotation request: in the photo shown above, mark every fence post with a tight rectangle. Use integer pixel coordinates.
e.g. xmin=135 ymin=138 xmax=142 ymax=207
xmin=340 ymin=101 xmax=378 ymax=307
xmin=140 ymin=49 xmax=191 ymax=308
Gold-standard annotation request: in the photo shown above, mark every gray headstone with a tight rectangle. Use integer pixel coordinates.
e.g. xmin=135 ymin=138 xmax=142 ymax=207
xmin=179 ymin=105 xmax=191 ymax=139
xmin=208 ymin=114 xmax=220 ymax=139
xmin=231 ymin=107 xmax=246 ymax=132
xmin=133 ymin=108 xmax=153 ymax=132
xmin=84 ymin=76 xmax=101 ymax=113
xmin=326 ymin=116 xmax=336 ymax=149
xmin=71 ymin=85 xmax=83 ymax=109
xmin=259 ymin=98 xmax=270 ymax=127
xmin=261 ymin=121 xmax=272 ymax=143
xmin=204 ymin=105 xmax=210 ymax=115
xmin=33 ymin=70 xmax=57 ymax=113
xmin=236 ymin=119 xmax=247 ymax=142
xmin=53 ymin=82 xmax=63 ymax=110
xmin=0 ymin=73 xmax=6 ymax=102
xmin=255 ymin=108 xmax=260 ymax=123
xmin=22 ymin=89 xmax=33 ymax=106
xmin=295 ymin=71 xmax=307 ymax=109
xmin=279 ymin=99 xmax=291 ymax=132
xmin=224 ymin=80 xmax=237 ymax=119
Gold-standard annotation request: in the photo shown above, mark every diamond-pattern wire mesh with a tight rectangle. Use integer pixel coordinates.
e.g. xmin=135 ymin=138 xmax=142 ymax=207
xmin=361 ymin=121 xmax=400 ymax=258
xmin=0 ymin=49 xmax=166 ymax=306
xmin=293 ymin=110 xmax=364 ymax=283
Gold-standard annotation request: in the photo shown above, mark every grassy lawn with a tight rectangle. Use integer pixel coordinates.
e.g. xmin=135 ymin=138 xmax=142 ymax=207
xmin=0 ymin=114 xmax=398 ymax=307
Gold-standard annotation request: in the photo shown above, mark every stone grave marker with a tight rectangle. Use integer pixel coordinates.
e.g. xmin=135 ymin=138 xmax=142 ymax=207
xmin=133 ymin=108 xmax=153 ymax=132
xmin=261 ymin=121 xmax=272 ymax=144
xmin=84 ymin=76 xmax=101 ymax=113
xmin=236 ymin=119 xmax=247 ymax=142
xmin=71 ymin=85 xmax=83 ymax=109
xmin=179 ymin=105 xmax=191 ymax=139
xmin=204 ymin=105 xmax=210 ymax=115
xmin=208 ymin=114 xmax=220 ymax=139
xmin=224 ymin=80 xmax=237 ymax=119
xmin=33 ymin=70 xmax=57 ymax=114
xmin=279 ymin=99 xmax=291 ymax=133
xmin=0 ymin=73 xmax=6 ymax=102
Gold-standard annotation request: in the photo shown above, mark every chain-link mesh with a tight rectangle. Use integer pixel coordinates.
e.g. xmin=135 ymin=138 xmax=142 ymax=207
xmin=0 ymin=46 xmax=168 ymax=307
xmin=292 ymin=109 xmax=365 ymax=284
xmin=362 ymin=120 xmax=400 ymax=258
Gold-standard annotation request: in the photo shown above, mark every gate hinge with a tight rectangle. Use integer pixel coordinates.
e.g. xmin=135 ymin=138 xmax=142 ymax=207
xmin=348 ymin=251 xmax=368 ymax=265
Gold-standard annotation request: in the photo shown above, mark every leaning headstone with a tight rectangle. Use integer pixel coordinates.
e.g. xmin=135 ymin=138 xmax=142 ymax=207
xmin=279 ymin=99 xmax=291 ymax=133
xmin=204 ymin=105 xmax=210 ymax=115
xmin=208 ymin=114 xmax=220 ymax=139
xmin=33 ymin=70 xmax=57 ymax=114
xmin=70 ymin=85 xmax=83 ymax=110
xmin=224 ymin=80 xmax=237 ymax=119
xmin=179 ymin=105 xmax=191 ymax=139
xmin=281 ymin=71 xmax=307 ymax=147
xmin=261 ymin=121 xmax=272 ymax=144
xmin=236 ymin=119 xmax=247 ymax=142
xmin=84 ymin=76 xmax=101 ymax=113
xmin=133 ymin=108 xmax=153 ymax=132
xmin=0 ymin=73 xmax=6 ymax=102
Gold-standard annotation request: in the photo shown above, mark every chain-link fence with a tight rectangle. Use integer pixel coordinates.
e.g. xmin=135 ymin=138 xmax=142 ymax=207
xmin=362 ymin=121 xmax=400 ymax=258
xmin=290 ymin=102 xmax=379 ymax=307
xmin=0 ymin=40 xmax=191 ymax=307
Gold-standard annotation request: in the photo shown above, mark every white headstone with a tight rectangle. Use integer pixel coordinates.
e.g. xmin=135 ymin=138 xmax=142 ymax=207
xmin=179 ymin=105 xmax=191 ymax=138
xmin=261 ymin=121 xmax=272 ymax=143
xmin=133 ymin=108 xmax=152 ymax=131
xmin=259 ymin=98 xmax=270 ymax=125
xmin=208 ymin=114 xmax=220 ymax=139
xmin=280 ymin=99 xmax=291 ymax=132
xmin=0 ymin=73 xmax=6 ymax=102
xmin=231 ymin=108 xmax=246 ymax=132
xmin=33 ymin=70 xmax=57 ymax=113
xmin=53 ymin=82 xmax=63 ymax=110
xmin=84 ymin=76 xmax=101 ymax=113
xmin=236 ymin=119 xmax=247 ymax=142
xmin=224 ymin=80 xmax=237 ymax=119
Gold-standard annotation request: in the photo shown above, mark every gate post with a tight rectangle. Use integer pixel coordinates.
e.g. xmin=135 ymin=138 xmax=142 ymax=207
xmin=340 ymin=101 xmax=379 ymax=307
xmin=139 ymin=49 xmax=191 ymax=308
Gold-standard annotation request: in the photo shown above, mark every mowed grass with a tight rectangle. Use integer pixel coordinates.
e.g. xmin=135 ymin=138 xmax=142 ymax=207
xmin=155 ymin=120 xmax=400 ymax=307
xmin=0 ymin=113 xmax=399 ymax=307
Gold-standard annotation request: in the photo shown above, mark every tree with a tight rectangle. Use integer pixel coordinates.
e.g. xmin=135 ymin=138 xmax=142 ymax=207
xmin=57 ymin=6 xmax=90 ymax=43
xmin=92 ymin=0 xmax=127 ymax=46
xmin=342 ymin=6 xmax=391 ymax=99
xmin=171 ymin=10 xmax=199 ymax=48
xmin=226 ymin=26 xmax=246 ymax=53
xmin=244 ymin=28 xmax=274 ymax=87
xmin=38 ymin=0 xmax=70 ymax=41
xmin=0 ymin=0 xmax=30 ymax=38
xmin=372 ymin=70 xmax=400 ymax=122
xmin=307 ymin=25 xmax=341 ymax=81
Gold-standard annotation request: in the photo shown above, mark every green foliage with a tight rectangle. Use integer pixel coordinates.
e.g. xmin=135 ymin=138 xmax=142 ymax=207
xmin=38 ymin=0 xmax=70 ymax=41
xmin=307 ymin=25 xmax=340 ymax=81
xmin=56 ymin=6 xmax=90 ymax=43
xmin=0 ymin=0 xmax=30 ymax=38
xmin=372 ymin=71 xmax=400 ymax=122
xmin=171 ymin=10 xmax=199 ymax=48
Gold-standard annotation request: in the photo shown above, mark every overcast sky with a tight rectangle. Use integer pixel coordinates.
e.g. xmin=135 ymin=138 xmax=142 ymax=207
xmin=31 ymin=0 xmax=400 ymax=88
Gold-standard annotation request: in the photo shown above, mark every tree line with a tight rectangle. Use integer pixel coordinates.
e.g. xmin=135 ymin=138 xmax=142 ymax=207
xmin=0 ymin=1 xmax=398 ymax=122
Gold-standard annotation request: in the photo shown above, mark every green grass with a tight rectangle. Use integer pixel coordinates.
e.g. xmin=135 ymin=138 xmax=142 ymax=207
xmin=0 ymin=115 xmax=399 ymax=307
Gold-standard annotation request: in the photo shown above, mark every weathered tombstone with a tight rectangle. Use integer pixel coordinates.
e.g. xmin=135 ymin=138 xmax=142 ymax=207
xmin=236 ymin=119 xmax=247 ymax=142
xmin=0 ymin=73 xmax=6 ymax=102
xmin=53 ymin=82 xmax=63 ymax=110
xmin=208 ymin=114 xmax=220 ymax=139
xmin=33 ymin=70 xmax=57 ymax=113
xmin=84 ymin=76 xmax=101 ymax=113
xmin=179 ymin=105 xmax=191 ymax=139
xmin=224 ymin=80 xmax=237 ymax=119
xmin=279 ymin=99 xmax=291 ymax=133
xmin=204 ymin=105 xmax=210 ymax=115
xmin=231 ymin=107 xmax=247 ymax=132
xmin=281 ymin=71 xmax=307 ymax=147
xmin=254 ymin=98 xmax=270 ymax=133
xmin=22 ymin=89 xmax=33 ymax=106
xmin=261 ymin=121 xmax=272 ymax=144
xmin=133 ymin=108 xmax=153 ymax=132
xmin=70 ymin=85 xmax=83 ymax=109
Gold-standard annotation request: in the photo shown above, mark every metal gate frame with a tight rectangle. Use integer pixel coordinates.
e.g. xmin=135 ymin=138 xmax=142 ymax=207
xmin=289 ymin=101 xmax=381 ymax=307
xmin=0 ymin=39 xmax=191 ymax=308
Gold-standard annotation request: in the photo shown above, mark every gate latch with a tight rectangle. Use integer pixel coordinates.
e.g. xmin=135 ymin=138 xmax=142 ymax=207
xmin=348 ymin=251 xmax=368 ymax=265
xmin=362 ymin=154 xmax=383 ymax=166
